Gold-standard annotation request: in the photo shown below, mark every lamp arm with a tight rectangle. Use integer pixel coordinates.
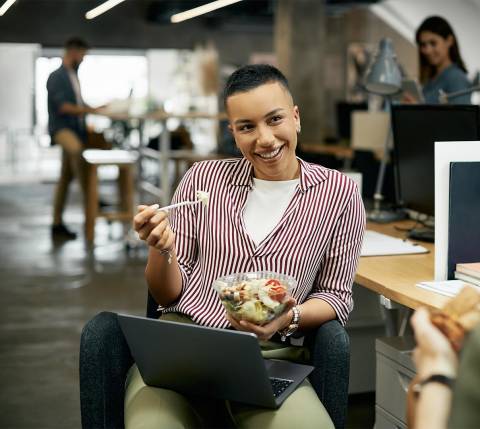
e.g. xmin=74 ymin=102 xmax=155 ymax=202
xmin=439 ymin=84 xmax=480 ymax=103
xmin=372 ymin=96 xmax=392 ymax=209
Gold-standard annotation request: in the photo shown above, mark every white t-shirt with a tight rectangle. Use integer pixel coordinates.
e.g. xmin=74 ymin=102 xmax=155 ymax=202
xmin=244 ymin=177 xmax=299 ymax=246
xmin=67 ymin=69 xmax=84 ymax=106
xmin=67 ymin=69 xmax=84 ymax=129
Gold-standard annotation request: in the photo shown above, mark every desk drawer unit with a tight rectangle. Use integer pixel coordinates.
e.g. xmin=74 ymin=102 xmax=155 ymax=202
xmin=375 ymin=405 xmax=406 ymax=429
xmin=375 ymin=337 xmax=416 ymax=427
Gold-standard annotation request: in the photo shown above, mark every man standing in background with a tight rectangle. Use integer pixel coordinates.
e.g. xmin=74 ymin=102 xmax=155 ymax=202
xmin=47 ymin=37 xmax=101 ymax=240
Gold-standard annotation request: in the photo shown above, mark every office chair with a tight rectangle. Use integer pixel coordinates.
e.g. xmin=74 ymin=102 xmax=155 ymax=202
xmin=79 ymin=292 xmax=350 ymax=429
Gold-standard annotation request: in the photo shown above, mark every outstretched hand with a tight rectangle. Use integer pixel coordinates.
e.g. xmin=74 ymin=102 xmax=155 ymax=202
xmin=226 ymin=297 xmax=296 ymax=342
xmin=410 ymin=307 xmax=458 ymax=379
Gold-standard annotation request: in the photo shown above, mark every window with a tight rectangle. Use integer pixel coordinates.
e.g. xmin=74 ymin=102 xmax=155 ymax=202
xmin=35 ymin=53 xmax=148 ymax=133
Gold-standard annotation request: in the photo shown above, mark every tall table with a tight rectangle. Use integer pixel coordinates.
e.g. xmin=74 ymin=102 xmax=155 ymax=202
xmin=82 ymin=149 xmax=138 ymax=244
xmin=100 ymin=109 xmax=227 ymax=205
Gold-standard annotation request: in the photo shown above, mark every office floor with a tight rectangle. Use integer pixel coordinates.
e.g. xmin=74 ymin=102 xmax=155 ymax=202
xmin=0 ymin=178 xmax=375 ymax=429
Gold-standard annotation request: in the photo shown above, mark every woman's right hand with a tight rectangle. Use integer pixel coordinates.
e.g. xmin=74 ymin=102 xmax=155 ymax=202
xmin=133 ymin=205 xmax=175 ymax=253
xmin=402 ymin=91 xmax=419 ymax=104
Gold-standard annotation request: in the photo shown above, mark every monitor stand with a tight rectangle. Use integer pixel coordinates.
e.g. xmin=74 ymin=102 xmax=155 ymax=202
xmin=407 ymin=227 xmax=434 ymax=243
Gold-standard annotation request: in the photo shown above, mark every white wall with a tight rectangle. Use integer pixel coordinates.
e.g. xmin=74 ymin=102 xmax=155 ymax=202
xmin=0 ymin=43 xmax=40 ymax=130
xmin=147 ymin=49 xmax=200 ymax=111
xmin=147 ymin=49 xmax=218 ymax=152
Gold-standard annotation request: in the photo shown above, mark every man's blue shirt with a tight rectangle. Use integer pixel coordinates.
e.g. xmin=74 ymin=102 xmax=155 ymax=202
xmin=47 ymin=64 xmax=87 ymax=143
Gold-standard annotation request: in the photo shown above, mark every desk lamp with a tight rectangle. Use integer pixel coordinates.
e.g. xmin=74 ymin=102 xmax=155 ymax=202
xmin=364 ymin=38 xmax=404 ymax=223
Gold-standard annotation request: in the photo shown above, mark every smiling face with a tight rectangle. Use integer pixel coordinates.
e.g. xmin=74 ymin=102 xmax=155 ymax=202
xmin=226 ymin=82 xmax=301 ymax=181
xmin=418 ymin=30 xmax=453 ymax=70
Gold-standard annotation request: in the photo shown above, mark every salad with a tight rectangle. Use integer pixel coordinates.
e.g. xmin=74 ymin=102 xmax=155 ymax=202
xmin=213 ymin=272 xmax=296 ymax=325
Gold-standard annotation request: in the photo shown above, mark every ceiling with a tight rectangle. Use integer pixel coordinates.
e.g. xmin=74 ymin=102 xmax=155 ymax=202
xmin=145 ymin=0 xmax=381 ymax=25
xmin=1 ymin=0 xmax=382 ymax=27
xmin=0 ymin=0 xmax=381 ymax=51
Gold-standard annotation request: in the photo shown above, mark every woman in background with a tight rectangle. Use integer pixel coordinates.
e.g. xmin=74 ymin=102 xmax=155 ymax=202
xmin=412 ymin=16 xmax=471 ymax=104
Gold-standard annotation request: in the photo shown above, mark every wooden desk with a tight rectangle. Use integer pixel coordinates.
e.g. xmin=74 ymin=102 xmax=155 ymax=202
xmin=300 ymin=143 xmax=354 ymax=159
xmin=98 ymin=109 xmax=227 ymax=122
xmin=356 ymin=221 xmax=448 ymax=311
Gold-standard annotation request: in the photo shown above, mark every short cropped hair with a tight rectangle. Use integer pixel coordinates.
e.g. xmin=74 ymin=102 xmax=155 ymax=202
xmin=223 ymin=64 xmax=290 ymax=107
xmin=64 ymin=37 xmax=90 ymax=51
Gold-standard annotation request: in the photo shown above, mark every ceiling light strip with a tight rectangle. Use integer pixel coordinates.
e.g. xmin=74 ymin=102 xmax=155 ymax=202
xmin=171 ymin=0 xmax=243 ymax=23
xmin=0 ymin=0 xmax=16 ymax=16
xmin=85 ymin=0 xmax=127 ymax=20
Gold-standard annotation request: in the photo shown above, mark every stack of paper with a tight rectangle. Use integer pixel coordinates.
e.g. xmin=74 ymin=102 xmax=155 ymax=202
xmin=416 ymin=280 xmax=471 ymax=297
xmin=361 ymin=230 xmax=428 ymax=257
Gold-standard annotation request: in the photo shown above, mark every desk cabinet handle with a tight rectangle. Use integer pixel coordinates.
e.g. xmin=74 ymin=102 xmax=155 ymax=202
xmin=397 ymin=371 xmax=413 ymax=393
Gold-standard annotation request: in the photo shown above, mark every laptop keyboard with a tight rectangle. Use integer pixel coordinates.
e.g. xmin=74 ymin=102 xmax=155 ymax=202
xmin=269 ymin=377 xmax=294 ymax=397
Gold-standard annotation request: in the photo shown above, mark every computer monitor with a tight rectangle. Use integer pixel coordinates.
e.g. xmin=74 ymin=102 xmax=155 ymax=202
xmin=392 ymin=105 xmax=480 ymax=218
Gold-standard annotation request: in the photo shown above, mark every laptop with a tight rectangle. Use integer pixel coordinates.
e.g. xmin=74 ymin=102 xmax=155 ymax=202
xmin=118 ymin=314 xmax=314 ymax=409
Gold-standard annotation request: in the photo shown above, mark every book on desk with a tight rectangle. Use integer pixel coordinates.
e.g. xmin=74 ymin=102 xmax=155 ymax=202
xmin=455 ymin=262 xmax=480 ymax=286
xmin=456 ymin=262 xmax=480 ymax=278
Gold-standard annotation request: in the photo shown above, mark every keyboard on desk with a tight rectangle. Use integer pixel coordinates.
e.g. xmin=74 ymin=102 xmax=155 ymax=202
xmin=269 ymin=377 xmax=294 ymax=397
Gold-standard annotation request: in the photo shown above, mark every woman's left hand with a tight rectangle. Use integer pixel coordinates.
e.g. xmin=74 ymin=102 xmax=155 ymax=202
xmin=410 ymin=307 xmax=458 ymax=379
xmin=226 ymin=298 xmax=296 ymax=342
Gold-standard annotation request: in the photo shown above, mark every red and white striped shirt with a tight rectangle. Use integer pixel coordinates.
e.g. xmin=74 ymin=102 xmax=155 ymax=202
xmin=165 ymin=157 xmax=365 ymax=328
